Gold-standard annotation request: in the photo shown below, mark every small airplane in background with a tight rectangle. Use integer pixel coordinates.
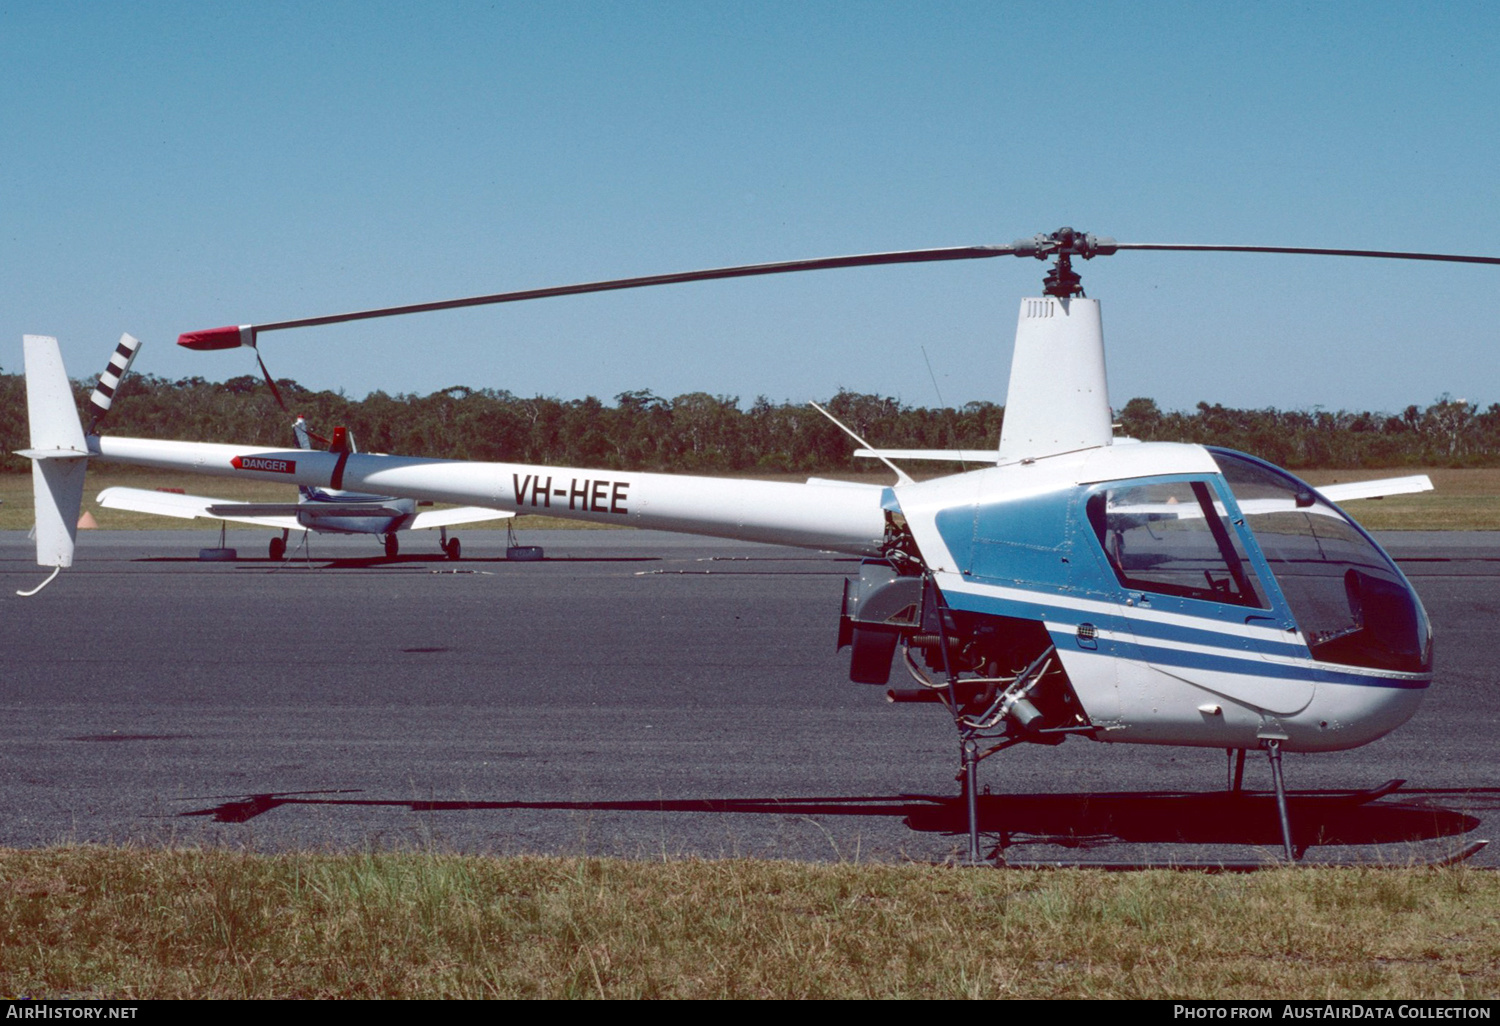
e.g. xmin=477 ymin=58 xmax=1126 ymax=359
xmin=96 ymin=416 xmax=512 ymax=560
xmin=33 ymin=334 xmax=511 ymax=562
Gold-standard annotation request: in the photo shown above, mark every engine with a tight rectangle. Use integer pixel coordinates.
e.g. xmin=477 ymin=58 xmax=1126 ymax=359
xmin=838 ymin=558 xmax=1091 ymax=744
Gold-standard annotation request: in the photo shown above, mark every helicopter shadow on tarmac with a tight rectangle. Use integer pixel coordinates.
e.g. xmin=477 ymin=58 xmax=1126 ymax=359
xmin=176 ymin=783 xmax=1491 ymax=866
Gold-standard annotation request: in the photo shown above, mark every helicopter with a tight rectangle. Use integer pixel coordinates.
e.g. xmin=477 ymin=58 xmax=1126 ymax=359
xmin=20 ymin=228 xmax=1499 ymax=863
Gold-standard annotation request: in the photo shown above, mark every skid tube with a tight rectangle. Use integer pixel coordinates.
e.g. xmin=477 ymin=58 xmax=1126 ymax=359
xmin=953 ymin=778 xmax=1490 ymax=869
xmin=1000 ymin=840 xmax=1489 ymax=871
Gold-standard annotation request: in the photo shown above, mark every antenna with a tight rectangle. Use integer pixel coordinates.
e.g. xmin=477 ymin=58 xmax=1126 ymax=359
xmin=921 ymin=345 xmax=968 ymax=473
xmin=809 ymin=401 xmax=914 ymax=486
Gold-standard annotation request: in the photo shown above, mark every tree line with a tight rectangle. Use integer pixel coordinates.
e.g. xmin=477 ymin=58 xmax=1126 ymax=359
xmin=2 ymin=369 xmax=1497 ymax=474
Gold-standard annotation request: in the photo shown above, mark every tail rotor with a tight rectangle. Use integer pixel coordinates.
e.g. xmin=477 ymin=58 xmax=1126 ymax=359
xmin=85 ymin=333 xmax=142 ymax=434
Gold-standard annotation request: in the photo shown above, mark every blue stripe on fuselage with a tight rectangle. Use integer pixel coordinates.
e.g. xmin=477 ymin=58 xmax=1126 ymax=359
xmin=1047 ymin=627 xmax=1428 ymax=690
xmin=943 ymin=583 xmax=1428 ymax=691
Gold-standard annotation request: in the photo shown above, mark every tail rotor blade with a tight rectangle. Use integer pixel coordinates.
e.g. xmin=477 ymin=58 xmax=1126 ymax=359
xmin=254 ymin=348 xmax=289 ymax=413
xmin=86 ymin=333 xmax=142 ymax=433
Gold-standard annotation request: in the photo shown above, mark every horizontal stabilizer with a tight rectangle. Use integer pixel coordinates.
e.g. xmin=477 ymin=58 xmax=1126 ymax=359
xmin=803 ymin=477 xmax=885 ymax=491
xmin=853 ymin=448 xmax=997 ymax=464
xmin=16 ymin=447 xmax=90 ymax=460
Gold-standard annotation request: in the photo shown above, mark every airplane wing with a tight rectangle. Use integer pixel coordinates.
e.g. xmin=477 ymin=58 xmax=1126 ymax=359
xmin=408 ymin=506 xmax=516 ymax=530
xmin=1109 ymin=474 xmax=1437 ymax=524
xmin=95 ymin=487 xmax=302 ymax=529
xmin=209 ymin=502 xmax=411 ymax=518
xmin=1315 ymin=475 xmax=1434 ymax=503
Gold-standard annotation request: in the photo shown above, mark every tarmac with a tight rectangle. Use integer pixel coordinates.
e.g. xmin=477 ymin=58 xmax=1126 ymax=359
xmin=1 ymin=528 xmax=1496 ymax=866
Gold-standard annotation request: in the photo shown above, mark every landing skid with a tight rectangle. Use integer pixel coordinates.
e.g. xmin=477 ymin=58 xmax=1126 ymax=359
xmin=947 ymin=666 xmax=1407 ymax=866
xmin=1003 ymin=840 xmax=1489 ymax=871
xmin=911 ymin=780 xmax=1490 ymax=868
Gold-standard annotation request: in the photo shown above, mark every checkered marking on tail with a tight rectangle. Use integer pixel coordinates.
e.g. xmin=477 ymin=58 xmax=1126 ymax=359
xmin=87 ymin=333 xmax=142 ymax=428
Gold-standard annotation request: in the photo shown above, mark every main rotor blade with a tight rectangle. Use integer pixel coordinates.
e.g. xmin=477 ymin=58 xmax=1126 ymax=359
xmin=179 ymin=234 xmax=1500 ymax=351
xmin=1114 ymin=243 xmax=1500 ymax=265
xmin=179 ymin=244 xmax=1014 ymax=349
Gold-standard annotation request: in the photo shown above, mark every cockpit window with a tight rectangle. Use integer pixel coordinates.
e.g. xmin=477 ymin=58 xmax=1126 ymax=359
xmin=1087 ymin=479 xmax=1266 ymax=608
xmin=1210 ymin=449 xmax=1431 ymax=674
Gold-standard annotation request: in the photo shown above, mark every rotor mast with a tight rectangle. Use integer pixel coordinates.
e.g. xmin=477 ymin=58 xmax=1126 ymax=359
xmin=1011 ymin=226 xmax=1119 ymax=299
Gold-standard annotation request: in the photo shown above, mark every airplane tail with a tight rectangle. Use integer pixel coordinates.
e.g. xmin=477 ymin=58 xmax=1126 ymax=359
xmin=293 ymin=417 xmax=313 ymax=499
xmin=18 ymin=335 xmax=92 ymax=571
xmin=291 ymin=420 xmax=358 ymax=501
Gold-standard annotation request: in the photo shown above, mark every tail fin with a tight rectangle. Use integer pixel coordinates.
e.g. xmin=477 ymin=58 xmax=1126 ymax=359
xmin=329 ymin=426 xmax=357 ymax=453
xmin=85 ymin=333 xmax=142 ymax=433
xmin=293 ymin=417 xmax=313 ymax=500
xmin=19 ymin=335 xmax=91 ymax=570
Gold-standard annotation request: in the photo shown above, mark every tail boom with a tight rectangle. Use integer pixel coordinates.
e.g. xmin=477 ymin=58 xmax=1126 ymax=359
xmin=90 ymin=435 xmax=888 ymax=555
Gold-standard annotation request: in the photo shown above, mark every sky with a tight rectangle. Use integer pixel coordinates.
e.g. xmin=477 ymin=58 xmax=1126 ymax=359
xmin=3 ymin=0 xmax=1498 ymax=416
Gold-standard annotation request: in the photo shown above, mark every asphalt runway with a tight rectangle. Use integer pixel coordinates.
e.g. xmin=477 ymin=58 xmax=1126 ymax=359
xmin=2 ymin=528 xmax=1497 ymax=867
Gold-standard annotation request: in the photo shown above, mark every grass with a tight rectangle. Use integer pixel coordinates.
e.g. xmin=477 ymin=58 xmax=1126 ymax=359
xmin=6 ymin=467 xmax=1500 ymax=533
xmin=1 ymin=848 xmax=1496 ymax=999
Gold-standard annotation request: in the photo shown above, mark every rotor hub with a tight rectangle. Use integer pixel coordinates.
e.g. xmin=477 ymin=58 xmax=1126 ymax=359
xmin=1011 ymin=227 xmax=1118 ymax=298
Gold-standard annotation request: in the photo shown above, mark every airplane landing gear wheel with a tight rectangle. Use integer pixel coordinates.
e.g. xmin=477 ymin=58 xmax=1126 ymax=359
xmin=444 ymin=537 xmax=461 ymax=560
xmin=384 ymin=533 xmax=399 ymax=558
xmin=269 ymin=536 xmax=286 ymax=561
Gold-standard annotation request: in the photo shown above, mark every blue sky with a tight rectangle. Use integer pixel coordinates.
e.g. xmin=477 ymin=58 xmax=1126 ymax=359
xmin=3 ymin=1 xmax=1497 ymax=415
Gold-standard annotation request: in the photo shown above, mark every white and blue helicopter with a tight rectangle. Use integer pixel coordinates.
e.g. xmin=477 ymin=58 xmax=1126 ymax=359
xmin=21 ymin=228 xmax=1496 ymax=863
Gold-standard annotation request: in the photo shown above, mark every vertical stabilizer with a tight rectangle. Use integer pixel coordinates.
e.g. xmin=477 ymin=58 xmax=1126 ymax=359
xmin=996 ymin=297 xmax=1112 ymax=462
xmin=20 ymin=335 xmax=90 ymax=568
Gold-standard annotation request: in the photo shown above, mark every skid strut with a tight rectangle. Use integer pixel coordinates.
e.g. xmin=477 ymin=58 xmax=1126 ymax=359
xmin=963 ymin=740 xmax=981 ymax=863
xmin=1264 ymin=739 xmax=1296 ymax=862
xmin=1228 ymin=748 xmax=1247 ymax=792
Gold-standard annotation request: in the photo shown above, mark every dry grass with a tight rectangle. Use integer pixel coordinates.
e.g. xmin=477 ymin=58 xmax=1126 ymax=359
xmin=5 ymin=468 xmax=1500 ymax=533
xmin=1 ymin=848 xmax=1496 ymax=999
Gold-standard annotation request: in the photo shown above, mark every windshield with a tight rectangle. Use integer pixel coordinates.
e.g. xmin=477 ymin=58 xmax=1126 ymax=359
xmin=1209 ymin=449 xmax=1431 ymax=674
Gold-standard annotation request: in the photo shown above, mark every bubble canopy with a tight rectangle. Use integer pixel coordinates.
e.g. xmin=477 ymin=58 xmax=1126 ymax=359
xmin=1208 ymin=449 xmax=1432 ymax=675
